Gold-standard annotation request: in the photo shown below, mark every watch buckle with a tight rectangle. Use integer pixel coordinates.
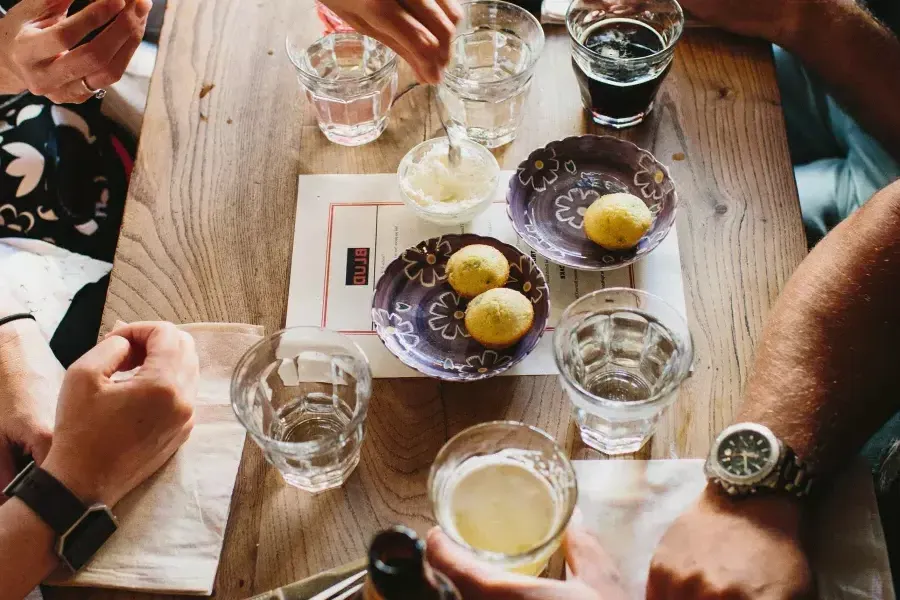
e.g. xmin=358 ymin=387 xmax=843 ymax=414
xmin=2 ymin=461 xmax=36 ymax=498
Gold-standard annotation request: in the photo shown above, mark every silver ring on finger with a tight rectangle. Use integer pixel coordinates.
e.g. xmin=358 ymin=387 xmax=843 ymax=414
xmin=81 ymin=78 xmax=107 ymax=100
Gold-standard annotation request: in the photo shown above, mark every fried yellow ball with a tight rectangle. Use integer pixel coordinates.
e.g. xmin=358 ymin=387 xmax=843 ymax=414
xmin=583 ymin=192 xmax=653 ymax=250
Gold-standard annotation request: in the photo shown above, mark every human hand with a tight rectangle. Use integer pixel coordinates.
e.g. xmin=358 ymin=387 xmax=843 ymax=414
xmin=41 ymin=321 xmax=198 ymax=507
xmin=0 ymin=0 xmax=151 ymax=103
xmin=426 ymin=525 xmax=628 ymax=600
xmin=0 ymin=317 xmax=61 ymax=495
xmin=318 ymin=0 xmax=463 ymax=84
xmin=647 ymin=486 xmax=814 ymax=599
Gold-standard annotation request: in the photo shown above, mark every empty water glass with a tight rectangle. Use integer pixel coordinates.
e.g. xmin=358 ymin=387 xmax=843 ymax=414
xmin=553 ymin=289 xmax=692 ymax=455
xmin=231 ymin=327 xmax=372 ymax=492
xmin=286 ymin=32 xmax=398 ymax=146
xmin=437 ymin=0 xmax=545 ymax=148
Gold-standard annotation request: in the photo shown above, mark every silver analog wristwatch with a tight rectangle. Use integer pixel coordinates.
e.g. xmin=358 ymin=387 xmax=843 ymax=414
xmin=704 ymin=423 xmax=814 ymax=498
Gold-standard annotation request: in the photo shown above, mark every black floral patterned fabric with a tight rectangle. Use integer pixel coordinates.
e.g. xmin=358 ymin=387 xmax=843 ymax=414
xmin=0 ymin=93 xmax=130 ymax=262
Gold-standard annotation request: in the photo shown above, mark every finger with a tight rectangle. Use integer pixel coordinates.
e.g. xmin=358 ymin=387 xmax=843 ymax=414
xmin=366 ymin=27 xmax=432 ymax=83
xmin=31 ymin=0 xmax=127 ymax=60
xmin=426 ymin=527 xmax=513 ymax=598
xmin=401 ymin=0 xmax=457 ymax=61
xmin=107 ymin=321 xmax=184 ymax=367
xmin=70 ymin=334 xmax=135 ymax=379
xmin=44 ymin=77 xmax=94 ymax=103
xmin=15 ymin=0 xmax=74 ymax=23
xmin=425 ymin=528 xmax=578 ymax=599
xmin=435 ymin=0 xmax=463 ymax=24
xmin=332 ymin=10 xmax=433 ymax=83
xmin=22 ymin=422 xmax=53 ymax=465
xmin=564 ymin=527 xmax=628 ymax=599
xmin=43 ymin=0 xmax=149 ymax=87
xmin=371 ymin=8 xmax=442 ymax=83
xmin=174 ymin=330 xmax=200 ymax=396
xmin=325 ymin=5 xmax=436 ymax=83
xmin=83 ymin=19 xmax=142 ymax=89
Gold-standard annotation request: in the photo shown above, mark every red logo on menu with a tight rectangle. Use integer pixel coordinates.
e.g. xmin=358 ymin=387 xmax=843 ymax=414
xmin=346 ymin=248 xmax=370 ymax=286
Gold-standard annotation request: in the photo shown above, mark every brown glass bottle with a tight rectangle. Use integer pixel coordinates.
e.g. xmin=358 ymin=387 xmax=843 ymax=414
xmin=355 ymin=527 xmax=461 ymax=600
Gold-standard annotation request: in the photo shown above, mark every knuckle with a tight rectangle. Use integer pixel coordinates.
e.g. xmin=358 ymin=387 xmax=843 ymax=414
xmin=128 ymin=15 xmax=145 ymax=38
xmin=147 ymin=378 xmax=180 ymax=401
xmin=66 ymin=362 xmax=100 ymax=389
xmin=177 ymin=402 xmax=195 ymax=424
xmin=10 ymin=45 xmax=28 ymax=67
xmin=98 ymin=0 xmax=125 ymax=21
xmin=53 ymin=28 xmax=79 ymax=51
xmin=28 ymin=83 xmax=49 ymax=97
xmin=93 ymin=69 xmax=120 ymax=87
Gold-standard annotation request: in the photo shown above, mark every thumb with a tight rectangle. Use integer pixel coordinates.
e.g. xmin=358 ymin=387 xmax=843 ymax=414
xmin=425 ymin=528 xmax=580 ymax=600
xmin=23 ymin=421 xmax=53 ymax=465
xmin=426 ymin=527 xmax=498 ymax=594
xmin=71 ymin=335 xmax=135 ymax=380
xmin=564 ymin=527 xmax=629 ymax=600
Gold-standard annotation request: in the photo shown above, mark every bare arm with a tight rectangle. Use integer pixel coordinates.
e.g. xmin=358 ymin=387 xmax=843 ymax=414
xmin=648 ymin=180 xmax=900 ymax=599
xmin=679 ymin=0 xmax=900 ymax=161
xmin=780 ymin=0 xmax=900 ymax=161
xmin=0 ymin=499 xmax=60 ymax=600
xmin=740 ymin=178 xmax=900 ymax=472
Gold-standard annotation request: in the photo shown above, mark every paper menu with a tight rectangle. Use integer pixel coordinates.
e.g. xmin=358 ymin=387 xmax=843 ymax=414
xmin=287 ymin=172 xmax=687 ymax=378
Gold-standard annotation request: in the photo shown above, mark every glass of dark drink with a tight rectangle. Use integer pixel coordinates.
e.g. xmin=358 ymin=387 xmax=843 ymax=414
xmin=567 ymin=0 xmax=684 ymax=128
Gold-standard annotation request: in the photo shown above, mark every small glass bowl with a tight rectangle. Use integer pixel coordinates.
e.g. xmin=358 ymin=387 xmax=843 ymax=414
xmin=398 ymin=136 xmax=500 ymax=226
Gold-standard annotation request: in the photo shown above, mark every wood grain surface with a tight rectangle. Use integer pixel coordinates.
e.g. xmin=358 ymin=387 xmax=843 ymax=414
xmin=48 ymin=0 xmax=807 ymax=596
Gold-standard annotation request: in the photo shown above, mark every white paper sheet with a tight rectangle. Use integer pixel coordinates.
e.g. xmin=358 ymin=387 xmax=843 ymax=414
xmin=574 ymin=459 xmax=896 ymax=600
xmin=0 ymin=238 xmax=111 ymax=338
xmin=287 ymin=173 xmax=687 ymax=378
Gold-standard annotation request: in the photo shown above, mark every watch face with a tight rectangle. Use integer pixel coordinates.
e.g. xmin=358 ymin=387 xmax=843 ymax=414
xmin=717 ymin=429 xmax=774 ymax=479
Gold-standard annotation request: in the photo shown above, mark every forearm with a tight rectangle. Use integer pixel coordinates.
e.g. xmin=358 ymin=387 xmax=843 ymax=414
xmin=779 ymin=0 xmax=900 ymax=160
xmin=739 ymin=180 xmax=900 ymax=474
xmin=0 ymin=498 xmax=58 ymax=599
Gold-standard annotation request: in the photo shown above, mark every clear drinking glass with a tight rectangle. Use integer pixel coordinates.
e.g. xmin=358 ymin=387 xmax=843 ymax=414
xmin=437 ymin=0 xmax=545 ymax=148
xmin=231 ymin=327 xmax=372 ymax=492
xmin=428 ymin=421 xmax=577 ymax=575
xmin=286 ymin=32 xmax=399 ymax=146
xmin=567 ymin=0 xmax=684 ymax=128
xmin=554 ymin=289 xmax=693 ymax=455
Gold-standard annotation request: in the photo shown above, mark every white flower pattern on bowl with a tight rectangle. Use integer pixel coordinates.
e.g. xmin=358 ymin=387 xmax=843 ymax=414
xmin=428 ymin=292 xmax=470 ymax=341
xmin=372 ymin=308 xmax=420 ymax=349
xmin=554 ymin=187 xmax=600 ymax=230
xmin=633 ymin=153 xmax=668 ymax=202
xmin=507 ymin=255 xmax=546 ymax=305
xmin=517 ymin=148 xmax=560 ymax=192
xmin=460 ymin=350 xmax=512 ymax=376
xmin=402 ymin=237 xmax=452 ymax=287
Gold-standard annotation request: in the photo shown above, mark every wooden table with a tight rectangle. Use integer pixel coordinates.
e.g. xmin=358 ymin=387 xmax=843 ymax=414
xmin=53 ymin=0 xmax=807 ymax=596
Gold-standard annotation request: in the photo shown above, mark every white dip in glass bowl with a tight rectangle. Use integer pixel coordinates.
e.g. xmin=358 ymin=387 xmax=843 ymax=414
xmin=398 ymin=136 xmax=500 ymax=225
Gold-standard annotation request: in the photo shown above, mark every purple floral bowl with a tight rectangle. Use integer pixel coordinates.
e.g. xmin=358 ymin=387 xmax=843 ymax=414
xmin=507 ymin=135 xmax=678 ymax=271
xmin=371 ymin=234 xmax=550 ymax=382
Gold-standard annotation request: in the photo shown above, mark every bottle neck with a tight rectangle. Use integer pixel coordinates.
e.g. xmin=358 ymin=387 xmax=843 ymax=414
xmin=366 ymin=527 xmax=460 ymax=600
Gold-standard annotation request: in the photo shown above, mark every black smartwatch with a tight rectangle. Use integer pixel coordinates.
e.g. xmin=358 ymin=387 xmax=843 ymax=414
xmin=3 ymin=462 xmax=118 ymax=572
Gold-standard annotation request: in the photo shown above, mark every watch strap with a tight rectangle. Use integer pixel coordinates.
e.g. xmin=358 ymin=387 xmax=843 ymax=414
xmin=2 ymin=462 xmax=87 ymax=535
xmin=778 ymin=447 xmax=814 ymax=497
